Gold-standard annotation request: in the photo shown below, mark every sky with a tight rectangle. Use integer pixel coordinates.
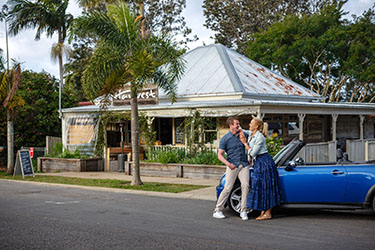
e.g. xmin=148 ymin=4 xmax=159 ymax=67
xmin=0 ymin=0 xmax=374 ymax=78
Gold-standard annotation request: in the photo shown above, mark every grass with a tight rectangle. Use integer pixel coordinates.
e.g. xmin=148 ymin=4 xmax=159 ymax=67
xmin=0 ymin=171 xmax=208 ymax=193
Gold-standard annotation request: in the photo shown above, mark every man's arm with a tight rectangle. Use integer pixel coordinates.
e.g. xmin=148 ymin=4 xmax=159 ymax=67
xmin=218 ymin=149 xmax=235 ymax=170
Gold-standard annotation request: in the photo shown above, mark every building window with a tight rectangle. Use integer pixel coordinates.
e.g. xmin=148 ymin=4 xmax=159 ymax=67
xmin=288 ymin=121 xmax=300 ymax=136
xmin=267 ymin=122 xmax=283 ymax=138
xmin=204 ymin=118 xmax=217 ymax=144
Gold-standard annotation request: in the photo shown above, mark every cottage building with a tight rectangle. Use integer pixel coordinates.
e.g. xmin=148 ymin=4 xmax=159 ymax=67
xmin=62 ymin=44 xmax=375 ymax=161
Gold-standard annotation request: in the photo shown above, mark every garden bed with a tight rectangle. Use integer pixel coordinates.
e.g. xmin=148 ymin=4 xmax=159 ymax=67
xmin=109 ymin=160 xmax=225 ymax=179
xmin=38 ymin=157 xmax=104 ymax=172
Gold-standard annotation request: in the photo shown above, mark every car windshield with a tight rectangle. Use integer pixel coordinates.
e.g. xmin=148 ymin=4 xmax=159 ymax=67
xmin=273 ymin=142 xmax=295 ymax=165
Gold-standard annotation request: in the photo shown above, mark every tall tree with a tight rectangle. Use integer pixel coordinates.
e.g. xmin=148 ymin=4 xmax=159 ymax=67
xmin=0 ymin=70 xmax=78 ymax=151
xmin=7 ymin=0 xmax=74 ymax=117
xmin=66 ymin=0 xmax=194 ymax=101
xmin=203 ymin=0 xmax=340 ymax=54
xmin=0 ymin=5 xmax=17 ymax=174
xmin=0 ymin=63 xmax=25 ymax=174
xmin=76 ymin=0 xmax=197 ymax=45
xmin=342 ymin=7 xmax=375 ymax=103
xmin=245 ymin=2 xmax=375 ymax=103
xmin=64 ymin=41 xmax=93 ymax=101
xmin=74 ymin=2 xmax=185 ymax=185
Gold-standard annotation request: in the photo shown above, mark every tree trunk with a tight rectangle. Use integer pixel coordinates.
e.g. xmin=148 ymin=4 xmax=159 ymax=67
xmin=131 ymin=85 xmax=142 ymax=185
xmin=5 ymin=19 xmax=14 ymax=175
xmin=58 ymin=31 xmax=64 ymax=119
xmin=7 ymin=109 xmax=14 ymax=175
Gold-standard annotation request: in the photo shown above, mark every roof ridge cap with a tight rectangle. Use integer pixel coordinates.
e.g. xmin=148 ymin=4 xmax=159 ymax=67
xmin=215 ymin=44 xmax=245 ymax=93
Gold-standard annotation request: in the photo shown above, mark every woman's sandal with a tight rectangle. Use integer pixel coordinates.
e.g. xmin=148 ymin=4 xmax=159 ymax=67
xmin=256 ymin=213 xmax=272 ymax=220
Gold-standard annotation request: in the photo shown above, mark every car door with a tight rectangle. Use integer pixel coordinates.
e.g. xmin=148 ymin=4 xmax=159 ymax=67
xmin=278 ymin=165 xmax=347 ymax=203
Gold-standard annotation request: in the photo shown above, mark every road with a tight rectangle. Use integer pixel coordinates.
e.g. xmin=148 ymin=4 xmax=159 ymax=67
xmin=0 ymin=180 xmax=374 ymax=250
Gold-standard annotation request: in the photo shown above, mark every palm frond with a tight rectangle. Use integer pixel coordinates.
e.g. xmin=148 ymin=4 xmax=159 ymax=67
xmin=73 ymin=3 xmax=138 ymax=53
xmin=0 ymin=71 xmax=8 ymax=101
xmin=148 ymin=35 xmax=186 ymax=81
xmin=152 ymin=69 xmax=177 ymax=103
xmin=107 ymin=2 xmax=138 ymax=44
xmin=82 ymin=42 xmax=126 ymax=100
xmin=7 ymin=0 xmax=68 ymax=39
xmin=50 ymin=42 xmax=72 ymax=63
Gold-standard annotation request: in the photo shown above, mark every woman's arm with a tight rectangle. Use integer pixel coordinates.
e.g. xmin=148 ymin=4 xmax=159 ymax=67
xmin=239 ymin=130 xmax=250 ymax=151
xmin=248 ymin=133 xmax=264 ymax=158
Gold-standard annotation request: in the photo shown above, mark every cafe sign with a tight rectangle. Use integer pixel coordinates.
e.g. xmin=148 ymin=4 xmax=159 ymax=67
xmin=112 ymin=88 xmax=158 ymax=106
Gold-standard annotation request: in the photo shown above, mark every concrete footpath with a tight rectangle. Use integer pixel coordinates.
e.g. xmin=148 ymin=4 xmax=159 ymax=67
xmin=35 ymin=172 xmax=219 ymax=201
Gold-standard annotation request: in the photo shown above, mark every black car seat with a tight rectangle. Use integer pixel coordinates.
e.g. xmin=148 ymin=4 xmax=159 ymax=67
xmin=337 ymin=148 xmax=352 ymax=164
xmin=336 ymin=148 xmax=344 ymax=162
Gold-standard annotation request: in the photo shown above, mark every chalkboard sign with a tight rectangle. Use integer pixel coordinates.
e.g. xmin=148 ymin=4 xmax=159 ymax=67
xmin=14 ymin=150 xmax=35 ymax=178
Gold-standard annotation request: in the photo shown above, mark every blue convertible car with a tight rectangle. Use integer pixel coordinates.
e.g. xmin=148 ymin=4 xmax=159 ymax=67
xmin=216 ymin=140 xmax=375 ymax=214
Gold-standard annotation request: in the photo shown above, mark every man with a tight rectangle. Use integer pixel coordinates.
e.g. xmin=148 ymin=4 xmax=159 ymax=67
xmin=213 ymin=116 xmax=250 ymax=220
xmin=272 ymin=129 xmax=280 ymax=139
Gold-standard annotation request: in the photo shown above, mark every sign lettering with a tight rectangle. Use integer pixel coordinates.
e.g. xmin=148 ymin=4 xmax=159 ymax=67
xmin=113 ymin=88 xmax=158 ymax=106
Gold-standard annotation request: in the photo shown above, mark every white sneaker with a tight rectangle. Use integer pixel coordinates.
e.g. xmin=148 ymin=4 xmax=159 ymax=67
xmin=240 ymin=212 xmax=248 ymax=221
xmin=213 ymin=210 xmax=226 ymax=219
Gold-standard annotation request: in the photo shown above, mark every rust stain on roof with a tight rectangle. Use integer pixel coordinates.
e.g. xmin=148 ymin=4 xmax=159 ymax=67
xmin=263 ymin=81 xmax=271 ymax=87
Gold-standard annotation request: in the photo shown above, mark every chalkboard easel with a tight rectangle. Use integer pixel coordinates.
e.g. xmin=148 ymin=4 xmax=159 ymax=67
xmin=13 ymin=150 xmax=35 ymax=179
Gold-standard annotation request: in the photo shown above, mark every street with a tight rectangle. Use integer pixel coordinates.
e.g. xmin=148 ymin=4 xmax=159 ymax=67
xmin=0 ymin=180 xmax=374 ymax=250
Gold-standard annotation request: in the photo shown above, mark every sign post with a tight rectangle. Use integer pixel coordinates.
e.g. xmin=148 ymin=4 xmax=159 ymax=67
xmin=29 ymin=147 xmax=34 ymax=158
xmin=13 ymin=150 xmax=35 ymax=178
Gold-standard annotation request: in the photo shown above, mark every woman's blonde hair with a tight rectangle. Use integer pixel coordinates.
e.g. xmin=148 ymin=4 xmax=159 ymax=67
xmin=252 ymin=118 xmax=268 ymax=138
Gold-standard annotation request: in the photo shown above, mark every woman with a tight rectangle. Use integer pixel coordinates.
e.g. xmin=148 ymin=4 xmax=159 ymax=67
xmin=240 ymin=118 xmax=281 ymax=220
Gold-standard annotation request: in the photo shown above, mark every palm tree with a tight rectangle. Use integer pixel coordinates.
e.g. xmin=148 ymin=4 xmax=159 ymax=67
xmin=7 ymin=0 xmax=74 ymax=117
xmin=75 ymin=2 xmax=185 ymax=185
xmin=0 ymin=5 xmax=14 ymax=174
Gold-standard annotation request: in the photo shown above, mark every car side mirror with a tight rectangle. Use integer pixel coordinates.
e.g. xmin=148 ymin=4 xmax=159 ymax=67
xmin=285 ymin=160 xmax=296 ymax=171
xmin=295 ymin=157 xmax=304 ymax=165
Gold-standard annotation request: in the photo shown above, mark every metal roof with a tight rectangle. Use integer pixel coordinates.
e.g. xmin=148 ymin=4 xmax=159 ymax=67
xmin=159 ymin=44 xmax=322 ymax=101
xmin=63 ymin=44 xmax=375 ymax=116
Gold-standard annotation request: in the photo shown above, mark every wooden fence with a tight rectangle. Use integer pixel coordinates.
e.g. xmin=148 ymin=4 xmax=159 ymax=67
xmin=296 ymin=141 xmax=337 ymax=163
xmin=46 ymin=136 xmax=62 ymax=155
xmin=346 ymin=139 xmax=375 ymax=162
xmin=295 ymin=139 xmax=375 ymax=163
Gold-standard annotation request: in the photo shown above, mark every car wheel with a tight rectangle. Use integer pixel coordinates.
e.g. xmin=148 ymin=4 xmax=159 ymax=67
xmin=372 ymin=195 xmax=375 ymax=213
xmin=228 ymin=184 xmax=242 ymax=214
xmin=228 ymin=184 xmax=253 ymax=215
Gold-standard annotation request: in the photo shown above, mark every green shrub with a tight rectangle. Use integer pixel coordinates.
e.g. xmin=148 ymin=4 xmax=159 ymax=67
xmin=49 ymin=142 xmax=63 ymax=157
xmin=146 ymin=147 xmax=221 ymax=165
xmin=157 ymin=151 xmax=179 ymax=164
xmin=146 ymin=148 xmax=185 ymax=164
xmin=46 ymin=143 xmax=89 ymax=159
xmin=32 ymin=158 xmax=37 ymax=173
xmin=266 ymin=137 xmax=283 ymax=157
xmin=183 ymin=151 xmax=221 ymax=165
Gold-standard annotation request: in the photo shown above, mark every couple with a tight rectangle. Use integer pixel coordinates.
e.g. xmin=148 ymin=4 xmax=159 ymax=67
xmin=213 ymin=116 xmax=281 ymax=221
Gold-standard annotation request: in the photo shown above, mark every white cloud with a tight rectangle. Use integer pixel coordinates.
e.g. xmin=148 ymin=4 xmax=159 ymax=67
xmin=343 ymin=0 xmax=374 ymax=16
